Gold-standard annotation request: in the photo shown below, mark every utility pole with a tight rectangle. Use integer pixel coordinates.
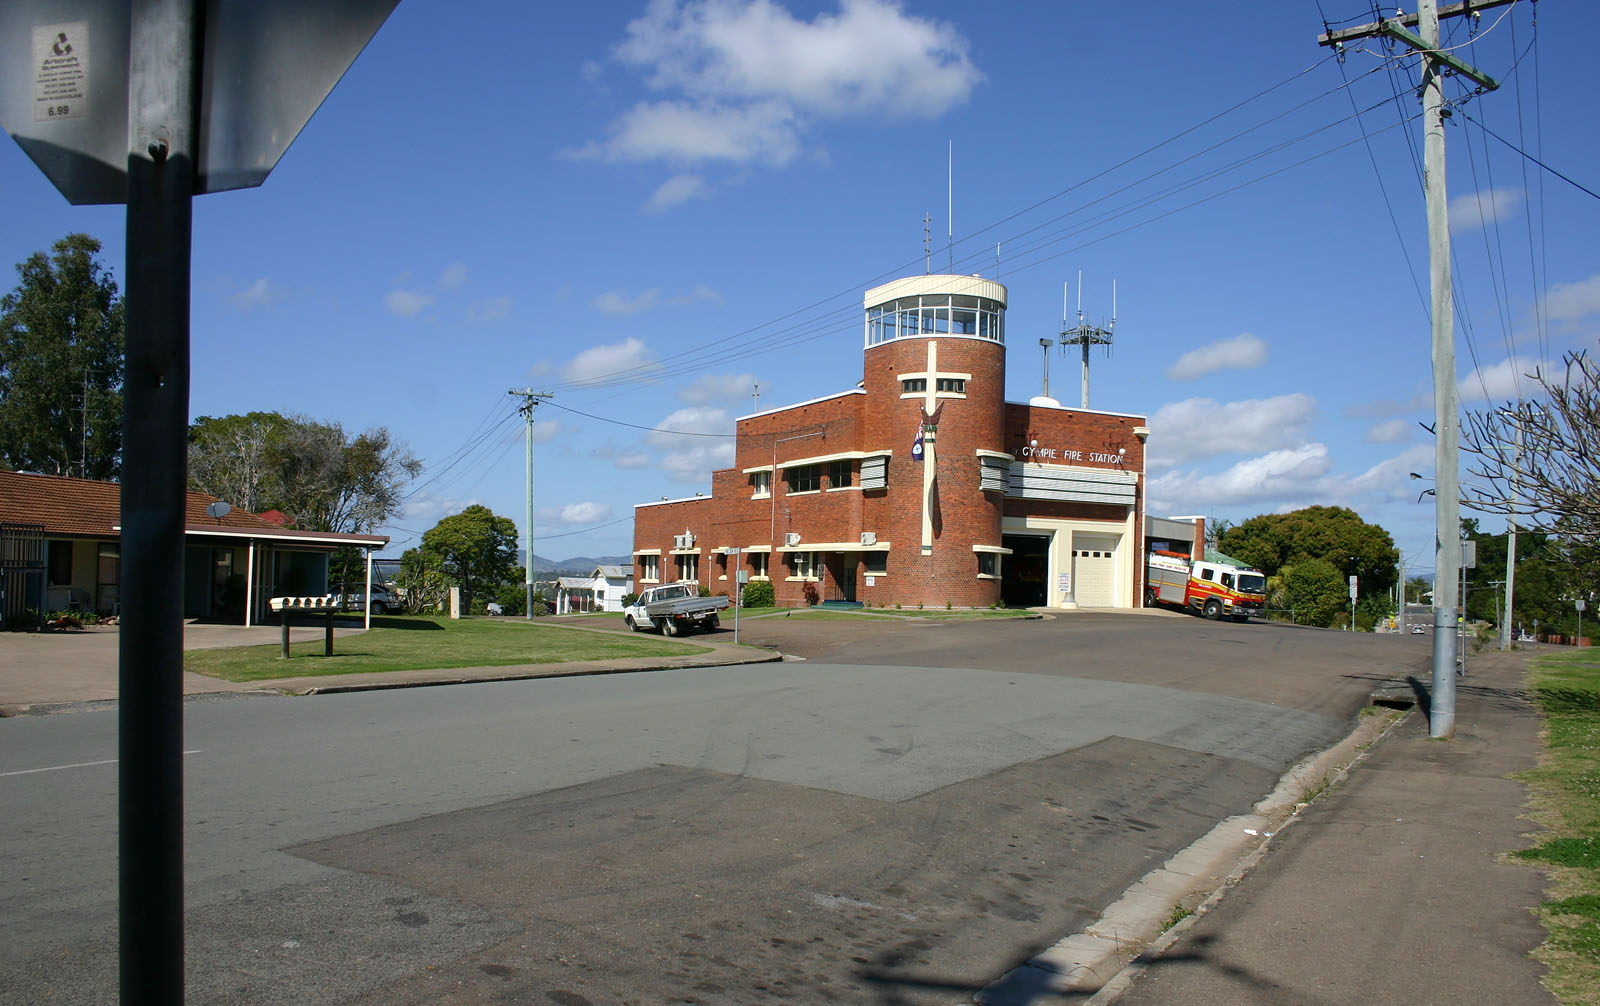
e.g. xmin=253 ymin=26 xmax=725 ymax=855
xmin=1318 ymin=0 xmax=1509 ymax=738
xmin=1059 ymin=272 xmax=1116 ymax=409
xmin=1502 ymin=410 xmax=1524 ymax=650
xmin=509 ymin=389 xmax=553 ymax=619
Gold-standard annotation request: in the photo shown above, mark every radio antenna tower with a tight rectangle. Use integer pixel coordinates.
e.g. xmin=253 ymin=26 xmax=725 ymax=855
xmin=1059 ymin=270 xmax=1116 ymax=409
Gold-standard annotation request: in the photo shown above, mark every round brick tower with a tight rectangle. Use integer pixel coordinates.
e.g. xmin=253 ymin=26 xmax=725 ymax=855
xmin=860 ymin=275 xmax=1007 ymax=607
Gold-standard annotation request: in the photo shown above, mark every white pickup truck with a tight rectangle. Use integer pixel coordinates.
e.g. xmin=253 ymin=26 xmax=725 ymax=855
xmin=623 ymin=582 xmax=729 ymax=636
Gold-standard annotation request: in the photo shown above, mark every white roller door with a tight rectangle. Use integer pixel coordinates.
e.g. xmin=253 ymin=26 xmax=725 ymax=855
xmin=1072 ymin=534 xmax=1119 ymax=607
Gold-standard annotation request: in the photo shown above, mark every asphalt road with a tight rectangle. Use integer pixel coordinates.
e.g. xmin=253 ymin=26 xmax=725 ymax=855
xmin=0 ymin=612 xmax=1427 ymax=1004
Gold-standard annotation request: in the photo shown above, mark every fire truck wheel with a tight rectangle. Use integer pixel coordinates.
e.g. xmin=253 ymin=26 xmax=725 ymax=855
xmin=1203 ymin=598 xmax=1223 ymax=620
xmin=1145 ymin=589 xmax=1156 ymax=607
xmin=1231 ymin=614 xmax=1248 ymax=623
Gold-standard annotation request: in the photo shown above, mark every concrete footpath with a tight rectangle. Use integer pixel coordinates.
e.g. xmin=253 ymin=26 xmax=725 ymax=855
xmin=0 ymin=618 xmax=780 ymax=715
xmin=1093 ymin=648 xmax=1555 ymax=1005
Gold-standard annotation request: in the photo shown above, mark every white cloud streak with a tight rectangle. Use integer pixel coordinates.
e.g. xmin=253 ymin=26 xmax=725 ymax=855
xmin=1164 ymin=332 xmax=1267 ymax=381
xmin=1448 ymin=187 xmax=1521 ymax=233
xmin=1146 ymin=393 xmax=1317 ymax=468
xmin=562 ymin=337 xmax=658 ymax=384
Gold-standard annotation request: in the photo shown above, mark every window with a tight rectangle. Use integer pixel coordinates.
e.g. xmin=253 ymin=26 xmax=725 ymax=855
xmin=1221 ymin=571 xmax=1235 ymax=590
xmin=676 ymin=554 xmax=698 ymax=582
xmin=750 ymin=552 xmax=769 ymax=579
xmin=901 ymin=378 xmax=926 ymax=394
xmin=750 ymin=471 xmax=771 ymax=497
xmin=978 ymin=552 xmax=1000 ymax=578
xmin=936 ymin=377 xmax=966 ymax=393
xmin=639 ymin=554 xmax=660 ymax=582
xmin=864 ymin=551 xmax=887 ymax=575
xmin=48 ymin=540 xmax=72 ymax=585
xmin=827 ymin=460 xmax=853 ymax=489
xmin=786 ymin=464 xmax=821 ymax=493
xmin=790 ymin=551 xmax=814 ymax=578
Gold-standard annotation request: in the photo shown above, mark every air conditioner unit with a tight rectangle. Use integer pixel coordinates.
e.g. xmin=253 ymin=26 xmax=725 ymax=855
xmin=784 ymin=532 xmax=802 ymax=547
xmin=859 ymin=531 xmax=877 ymax=546
xmin=673 ymin=533 xmax=695 ymax=550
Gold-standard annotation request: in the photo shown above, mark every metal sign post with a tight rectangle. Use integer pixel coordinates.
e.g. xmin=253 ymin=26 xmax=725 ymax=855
xmin=2 ymin=3 xmax=396 ymax=1000
xmin=1579 ymin=598 xmax=1587 ymax=647
xmin=1348 ymin=574 xmax=1357 ymax=631
xmin=727 ymin=548 xmax=742 ymax=644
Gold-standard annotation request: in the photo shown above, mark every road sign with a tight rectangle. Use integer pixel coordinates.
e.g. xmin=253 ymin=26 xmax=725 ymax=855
xmin=1348 ymin=576 xmax=1358 ymax=601
xmin=1461 ymin=539 xmax=1477 ymax=569
xmin=1 ymin=0 xmax=397 ymax=204
xmin=1578 ymin=599 xmax=1588 ymax=613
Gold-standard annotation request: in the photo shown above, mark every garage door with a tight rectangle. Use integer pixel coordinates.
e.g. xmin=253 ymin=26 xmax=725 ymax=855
xmin=1072 ymin=534 xmax=1119 ymax=607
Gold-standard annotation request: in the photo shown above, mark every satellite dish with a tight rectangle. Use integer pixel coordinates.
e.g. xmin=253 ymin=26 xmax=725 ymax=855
xmin=205 ymin=501 xmax=233 ymax=523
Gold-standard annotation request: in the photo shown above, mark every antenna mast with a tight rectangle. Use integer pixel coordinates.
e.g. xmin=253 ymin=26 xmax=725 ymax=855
xmin=947 ymin=141 xmax=953 ymax=273
xmin=1059 ymin=271 xmax=1117 ymax=408
xmin=923 ymin=213 xmax=931 ymax=274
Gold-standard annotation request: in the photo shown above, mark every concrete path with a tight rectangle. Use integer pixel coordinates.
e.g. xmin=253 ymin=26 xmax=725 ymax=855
xmin=1095 ymin=648 xmax=1554 ymax=1005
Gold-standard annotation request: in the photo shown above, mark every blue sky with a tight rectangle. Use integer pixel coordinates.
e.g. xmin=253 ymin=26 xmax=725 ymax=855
xmin=4 ymin=0 xmax=1596 ymax=578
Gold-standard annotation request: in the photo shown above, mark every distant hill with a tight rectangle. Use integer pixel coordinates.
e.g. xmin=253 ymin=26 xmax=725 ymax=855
xmin=530 ymin=554 xmax=632 ymax=576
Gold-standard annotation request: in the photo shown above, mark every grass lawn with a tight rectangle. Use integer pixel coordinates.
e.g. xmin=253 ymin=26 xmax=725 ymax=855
xmin=184 ymin=615 xmax=715 ymax=683
xmin=1514 ymin=649 xmax=1600 ymax=1004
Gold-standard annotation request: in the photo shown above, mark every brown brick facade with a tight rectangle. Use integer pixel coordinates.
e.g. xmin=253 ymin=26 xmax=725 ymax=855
xmin=632 ymin=277 xmax=1148 ymax=609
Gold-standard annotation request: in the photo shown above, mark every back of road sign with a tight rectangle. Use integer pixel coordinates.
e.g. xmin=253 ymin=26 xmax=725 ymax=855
xmin=0 ymin=0 xmax=397 ymax=205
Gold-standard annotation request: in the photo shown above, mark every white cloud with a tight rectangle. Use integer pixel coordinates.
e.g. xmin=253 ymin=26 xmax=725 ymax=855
xmin=1448 ymin=187 xmax=1521 ymax=233
xmin=467 ymin=296 xmax=512 ymax=323
xmin=668 ymin=284 xmax=724 ymax=307
xmin=228 ymin=277 xmax=286 ymax=311
xmin=579 ymin=99 xmax=801 ymax=166
xmin=647 ymin=406 xmax=737 ymax=483
xmin=1146 ymin=393 xmax=1317 ymax=468
xmin=1363 ymin=418 xmax=1411 ymax=444
xmin=1544 ymin=273 xmax=1600 ymax=324
xmin=541 ymin=501 xmax=613 ymax=525
xmin=1164 ymin=333 xmax=1267 ymax=381
xmin=646 ymin=173 xmax=712 ymax=212
xmin=614 ymin=452 xmax=652 ymax=470
xmin=439 ymin=261 xmax=469 ymax=290
xmin=615 ymin=0 xmax=981 ymax=118
xmin=592 ymin=288 xmax=662 ymax=316
xmin=561 ymin=337 xmax=657 ymax=384
xmin=385 ymin=288 xmax=433 ymax=318
xmin=679 ymin=372 xmax=760 ymax=406
xmin=1148 ymin=444 xmax=1333 ymax=511
xmin=1459 ymin=356 xmax=1554 ymax=404
xmin=573 ymin=0 xmax=981 ymax=202
xmin=1343 ymin=387 xmax=1432 ymax=420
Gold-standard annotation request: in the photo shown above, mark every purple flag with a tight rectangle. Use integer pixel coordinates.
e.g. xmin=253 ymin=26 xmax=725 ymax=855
xmin=911 ymin=426 xmax=924 ymax=462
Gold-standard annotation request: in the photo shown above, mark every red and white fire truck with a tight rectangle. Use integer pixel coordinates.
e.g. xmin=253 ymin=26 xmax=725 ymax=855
xmin=1145 ymin=550 xmax=1267 ymax=622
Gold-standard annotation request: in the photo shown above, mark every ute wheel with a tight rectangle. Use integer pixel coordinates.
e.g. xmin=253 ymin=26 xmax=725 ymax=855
xmin=662 ymin=618 xmax=679 ymax=637
xmin=371 ymin=601 xmax=387 ymax=615
xmin=708 ymin=614 xmax=720 ymax=631
xmin=1203 ymin=598 xmax=1223 ymax=620
xmin=625 ymin=615 xmax=638 ymax=632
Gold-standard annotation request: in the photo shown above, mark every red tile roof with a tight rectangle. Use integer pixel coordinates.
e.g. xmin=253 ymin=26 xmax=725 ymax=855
xmin=0 ymin=470 xmax=386 ymax=547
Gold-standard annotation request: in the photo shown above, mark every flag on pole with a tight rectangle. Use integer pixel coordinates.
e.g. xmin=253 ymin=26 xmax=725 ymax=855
xmin=911 ymin=425 xmax=924 ymax=462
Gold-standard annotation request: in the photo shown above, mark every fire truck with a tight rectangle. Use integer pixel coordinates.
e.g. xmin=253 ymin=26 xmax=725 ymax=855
xmin=1145 ymin=550 xmax=1267 ymax=622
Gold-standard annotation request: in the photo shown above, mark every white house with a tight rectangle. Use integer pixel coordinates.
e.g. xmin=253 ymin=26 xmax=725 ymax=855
xmin=555 ymin=565 xmax=633 ymax=614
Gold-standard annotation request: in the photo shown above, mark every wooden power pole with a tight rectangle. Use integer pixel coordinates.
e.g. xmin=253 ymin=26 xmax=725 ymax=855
xmin=1317 ymin=0 xmax=1511 ymax=738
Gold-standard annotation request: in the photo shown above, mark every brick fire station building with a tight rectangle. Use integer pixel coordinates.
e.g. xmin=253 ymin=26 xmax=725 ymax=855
xmin=632 ymin=274 xmax=1150 ymax=609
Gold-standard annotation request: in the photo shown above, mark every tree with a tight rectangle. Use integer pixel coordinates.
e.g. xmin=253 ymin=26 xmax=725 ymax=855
xmin=395 ymin=547 xmax=451 ymax=614
xmin=420 ymin=505 xmax=519 ymax=611
xmin=1283 ymin=558 xmax=1348 ymax=628
xmin=188 ymin=412 xmax=421 ymax=533
xmin=1218 ymin=506 xmax=1400 ymax=601
xmin=187 ymin=411 xmax=289 ymax=513
xmin=1461 ymin=346 xmax=1600 ymax=543
xmin=0 ymin=234 xmax=125 ymax=478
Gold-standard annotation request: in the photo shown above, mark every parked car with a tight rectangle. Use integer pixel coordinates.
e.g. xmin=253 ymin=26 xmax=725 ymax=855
xmin=485 ymin=602 xmax=504 ymax=616
xmin=339 ymin=586 xmax=399 ymax=615
xmin=1410 ymin=624 xmax=1426 ymax=634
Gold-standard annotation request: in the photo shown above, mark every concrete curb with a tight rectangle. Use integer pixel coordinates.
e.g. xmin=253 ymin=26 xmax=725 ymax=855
xmin=973 ymin=702 xmax=1412 ymax=1004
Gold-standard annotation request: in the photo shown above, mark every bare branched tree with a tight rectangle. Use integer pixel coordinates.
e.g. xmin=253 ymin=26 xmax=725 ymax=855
xmin=1461 ymin=347 xmax=1600 ymax=543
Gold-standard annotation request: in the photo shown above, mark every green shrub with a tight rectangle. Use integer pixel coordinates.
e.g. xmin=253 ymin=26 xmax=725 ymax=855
xmin=742 ymin=580 xmax=775 ymax=608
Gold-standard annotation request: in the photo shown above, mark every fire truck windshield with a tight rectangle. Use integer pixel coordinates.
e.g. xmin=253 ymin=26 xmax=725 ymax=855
xmin=1238 ymin=572 xmax=1267 ymax=596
